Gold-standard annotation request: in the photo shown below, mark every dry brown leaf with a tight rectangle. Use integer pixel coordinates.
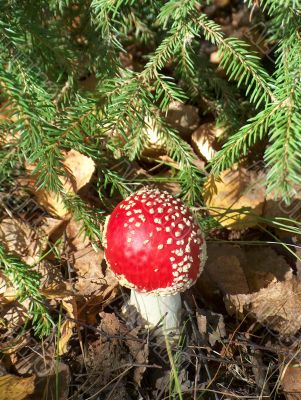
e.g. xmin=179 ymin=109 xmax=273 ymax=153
xmin=83 ymin=312 xmax=132 ymax=398
xmin=0 ymin=217 xmax=43 ymax=301
xmin=0 ymin=374 xmax=35 ymax=400
xmin=32 ymin=362 xmax=70 ymax=400
xmin=226 ymin=276 xmax=301 ymax=336
xmin=191 ymin=122 xmax=223 ymax=162
xmin=42 ymin=286 xmax=77 ymax=355
xmin=142 ymin=102 xmax=200 ymax=157
xmin=214 ymin=0 xmax=230 ymax=6
xmin=204 ymin=167 xmax=266 ymax=228
xmin=0 ymin=272 xmax=7 ymax=295
xmin=0 ymin=301 xmax=29 ymax=332
xmin=205 ymin=165 xmax=301 ymax=226
xmin=13 ymin=343 xmax=70 ymax=400
xmin=66 ymin=218 xmax=118 ymax=298
xmin=264 ymin=189 xmax=301 ymax=221
xmin=27 ymin=149 xmax=95 ymax=217
xmin=197 ymin=243 xmax=296 ymax=336
xmin=126 ymin=327 xmax=149 ymax=385
xmin=166 ymin=101 xmax=200 ymax=138
xmin=196 ymin=309 xmax=226 ymax=347
xmin=196 ymin=243 xmax=249 ymax=306
xmin=58 ymin=319 xmax=75 ymax=356
xmin=0 ymin=218 xmax=41 ymax=265
xmin=242 ymin=247 xmax=292 ymax=292
xmin=0 ymin=215 xmax=65 ymax=294
xmin=0 ymin=102 xmax=18 ymax=147
xmin=280 ymin=357 xmax=301 ymax=400
xmin=57 ymin=296 xmax=77 ymax=355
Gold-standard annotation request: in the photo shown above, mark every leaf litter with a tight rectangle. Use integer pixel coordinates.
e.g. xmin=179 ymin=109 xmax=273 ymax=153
xmin=2 ymin=159 xmax=301 ymax=399
xmin=1 ymin=45 xmax=301 ymax=399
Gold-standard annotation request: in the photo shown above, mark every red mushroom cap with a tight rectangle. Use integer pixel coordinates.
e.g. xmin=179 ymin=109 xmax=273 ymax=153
xmin=103 ymin=188 xmax=206 ymax=295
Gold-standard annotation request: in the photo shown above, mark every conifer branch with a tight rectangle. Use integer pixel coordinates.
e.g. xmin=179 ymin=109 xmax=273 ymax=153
xmin=0 ymin=244 xmax=53 ymax=337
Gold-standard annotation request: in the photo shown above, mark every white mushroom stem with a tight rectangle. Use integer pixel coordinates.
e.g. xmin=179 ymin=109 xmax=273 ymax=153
xmin=129 ymin=290 xmax=182 ymax=335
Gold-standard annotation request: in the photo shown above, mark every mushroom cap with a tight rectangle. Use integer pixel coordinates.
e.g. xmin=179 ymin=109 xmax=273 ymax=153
xmin=103 ymin=188 xmax=206 ymax=295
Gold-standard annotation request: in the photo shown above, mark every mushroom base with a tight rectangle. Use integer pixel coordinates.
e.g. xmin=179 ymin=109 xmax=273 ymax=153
xmin=129 ymin=290 xmax=182 ymax=335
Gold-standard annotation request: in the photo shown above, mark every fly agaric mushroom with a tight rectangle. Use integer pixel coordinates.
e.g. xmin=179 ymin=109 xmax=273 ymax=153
xmin=103 ymin=187 xmax=206 ymax=334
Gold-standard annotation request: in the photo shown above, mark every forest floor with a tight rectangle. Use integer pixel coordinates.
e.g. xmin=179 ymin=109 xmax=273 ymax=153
xmin=1 ymin=1 xmax=301 ymax=400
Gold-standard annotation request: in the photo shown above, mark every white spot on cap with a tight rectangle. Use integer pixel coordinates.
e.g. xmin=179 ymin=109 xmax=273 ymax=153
xmin=154 ymin=218 xmax=162 ymax=224
xmin=129 ymin=217 xmax=134 ymax=222
xmin=158 ymin=208 xmax=163 ymax=213
xmin=165 ymin=227 xmax=171 ymax=232
xmin=175 ymin=231 xmax=181 ymax=237
xmin=127 ymin=238 xmax=132 ymax=243
xmin=143 ymin=239 xmax=149 ymax=245
xmin=149 ymin=209 xmax=155 ymax=214
xmin=167 ymin=238 xmax=173 ymax=244
xmin=135 ymin=222 xmax=141 ymax=227
xmin=126 ymin=211 xmax=132 ymax=216
xmin=124 ymin=223 xmax=128 ymax=228
xmin=158 ymin=244 xmax=164 ymax=250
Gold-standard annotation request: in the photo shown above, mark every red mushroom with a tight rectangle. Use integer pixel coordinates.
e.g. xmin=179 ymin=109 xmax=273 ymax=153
xmin=103 ymin=187 xmax=206 ymax=334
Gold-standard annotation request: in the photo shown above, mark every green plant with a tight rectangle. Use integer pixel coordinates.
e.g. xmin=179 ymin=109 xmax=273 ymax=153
xmin=0 ymin=0 xmax=300 ymax=334
xmin=0 ymin=244 xmax=53 ymax=336
xmin=210 ymin=1 xmax=301 ymax=203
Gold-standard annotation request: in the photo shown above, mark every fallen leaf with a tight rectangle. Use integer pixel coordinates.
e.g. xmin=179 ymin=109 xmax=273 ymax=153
xmin=142 ymin=102 xmax=200 ymax=157
xmin=196 ymin=309 xmax=226 ymax=347
xmin=32 ymin=362 xmax=70 ymax=400
xmin=204 ymin=167 xmax=266 ymax=228
xmin=142 ymin=117 xmax=166 ymax=158
xmin=58 ymin=296 xmax=77 ymax=355
xmin=42 ymin=286 xmax=77 ymax=355
xmin=66 ymin=218 xmax=118 ymax=322
xmin=13 ymin=343 xmax=70 ymax=400
xmin=196 ymin=243 xmax=296 ymax=336
xmin=0 ymin=218 xmax=42 ymax=265
xmin=196 ymin=243 xmax=249 ymax=306
xmin=0 ymin=301 xmax=29 ymax=332
xmin=166 ymin=101 xmax=200 ymax=138
xmin=226 ymin=276 xmax=301 ymax=336
xmin=242 ymin=247 xmax=292 ymax=292
xmin=191 ymin=122 xmax=223 ymax=162
xmin=83 ymin=312 xmax=132 ymax=398
xmin=214 ymin=0 xmax=230 ymax=6
xmin=126 ymin=327 xmax=149 ymax=385
xmin=280 ymin=357 xmax=301 ymax=400
xmin=0 ymin=218 xmax=64 ymax=300
xmin=27 ymin=149 xmax=95 ymax=217
xmin=58 ymin=319 xmax=75 ymax=356
xmin=0 ymin=374 xmax=35 ymax=400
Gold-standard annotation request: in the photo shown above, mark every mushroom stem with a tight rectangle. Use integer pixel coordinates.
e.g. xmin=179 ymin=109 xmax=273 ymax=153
xmin=129 ymin=290 xmax=182 ymax=334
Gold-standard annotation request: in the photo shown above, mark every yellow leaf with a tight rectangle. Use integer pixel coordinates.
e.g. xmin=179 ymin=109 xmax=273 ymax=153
xmin=0 ymin=374 xmax=35 ymax=400
xmin=204 ymin=166 xmax=265 ymax=229
xmin=58 ymin=319 xmax=75 ymax=355
xmin=27 ymin=149 xmax=95 ymax=217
